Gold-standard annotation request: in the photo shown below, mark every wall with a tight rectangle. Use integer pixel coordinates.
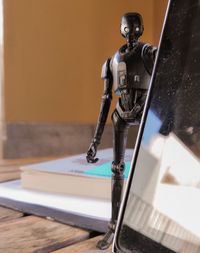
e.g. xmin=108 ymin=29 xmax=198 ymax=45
xmin=154 ymin=0 xmax=169 ymax=45
xmin=2 ymin=0 xmax=168 ymax=158
xmin=4 ymin=0 xmax=155 ymax=124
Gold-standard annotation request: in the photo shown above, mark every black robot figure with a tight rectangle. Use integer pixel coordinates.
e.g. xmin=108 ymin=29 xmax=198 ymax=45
xmin=86 ymin=13 xmax=157 ymax=249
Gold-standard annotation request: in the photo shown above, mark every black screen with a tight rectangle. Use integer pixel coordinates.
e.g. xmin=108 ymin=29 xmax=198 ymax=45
xmin=115 ymin=0 xmax=200 ymax=252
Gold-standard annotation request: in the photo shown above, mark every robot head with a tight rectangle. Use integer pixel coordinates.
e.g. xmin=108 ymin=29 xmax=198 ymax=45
xmin=120 ymin=13 xmax=144 ymax=41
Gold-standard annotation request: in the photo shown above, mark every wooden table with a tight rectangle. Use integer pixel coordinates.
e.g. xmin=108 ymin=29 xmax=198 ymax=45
xmin=0 ymin=158 xmax=112 ymax=253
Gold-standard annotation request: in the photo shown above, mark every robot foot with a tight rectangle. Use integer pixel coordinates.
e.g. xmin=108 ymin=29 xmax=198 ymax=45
xmin=96 ymin=228 xmax=114 ymax=250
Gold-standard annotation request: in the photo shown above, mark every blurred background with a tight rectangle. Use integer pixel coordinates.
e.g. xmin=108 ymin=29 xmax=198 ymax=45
xmin=0 ymin=0 xmax=168 ymax=159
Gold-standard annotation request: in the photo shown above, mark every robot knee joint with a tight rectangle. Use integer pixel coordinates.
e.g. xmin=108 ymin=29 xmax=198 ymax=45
xmin=111 ymin=161 xmax=125 ymax=175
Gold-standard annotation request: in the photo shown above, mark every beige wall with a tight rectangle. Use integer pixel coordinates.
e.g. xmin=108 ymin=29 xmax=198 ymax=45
xmin=3 ymin=0 xmax=167 ymax=124
xmin=154 ymin=0 xmax=169 ymax=45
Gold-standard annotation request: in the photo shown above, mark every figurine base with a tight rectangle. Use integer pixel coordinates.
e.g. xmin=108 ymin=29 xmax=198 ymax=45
xmin=96 ymin=228 xmax=114 ymax=250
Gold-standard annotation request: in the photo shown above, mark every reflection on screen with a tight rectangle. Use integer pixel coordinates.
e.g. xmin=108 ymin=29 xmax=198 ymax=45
xmin=118 ymin=0 xmax=200 ymax=252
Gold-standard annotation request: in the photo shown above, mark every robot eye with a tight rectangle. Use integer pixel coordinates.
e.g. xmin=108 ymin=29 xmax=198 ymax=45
xmin=124 ymin=27 xmax=130 ymax=33
xmin=135 ymin=27 xmax=140 ymax=32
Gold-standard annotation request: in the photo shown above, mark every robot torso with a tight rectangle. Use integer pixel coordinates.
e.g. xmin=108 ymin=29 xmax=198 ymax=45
xmin=110 ymin=43 xmax=152 ymax=112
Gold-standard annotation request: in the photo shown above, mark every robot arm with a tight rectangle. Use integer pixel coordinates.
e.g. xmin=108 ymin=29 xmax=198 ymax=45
xmin=131 ymin=89 xmax=148 ymax=121
xmin=142 ymin=44 xmax=157 ymax=75
xmin=129 ymin=44 xmax=157 ymax=121
xmin=86 ymin=59 xmax=113 ymax=163
xmin=126 ymin=44 xmax=157 ymax=123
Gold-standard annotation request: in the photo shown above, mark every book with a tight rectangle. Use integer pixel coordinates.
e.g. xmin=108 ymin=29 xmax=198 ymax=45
xmin=20 ymin=148 xmax=133 ymax=200
xmin=0 ymin=180 xmax=110 ymax=232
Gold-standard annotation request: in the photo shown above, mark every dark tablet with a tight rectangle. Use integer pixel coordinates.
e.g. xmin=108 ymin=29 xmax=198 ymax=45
xmin=114 ymin=0 xmax=200 ymax=252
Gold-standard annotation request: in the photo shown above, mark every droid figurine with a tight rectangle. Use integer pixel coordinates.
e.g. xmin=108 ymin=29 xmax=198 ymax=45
xmin=86 ymin=13 xmax=157 ymax=250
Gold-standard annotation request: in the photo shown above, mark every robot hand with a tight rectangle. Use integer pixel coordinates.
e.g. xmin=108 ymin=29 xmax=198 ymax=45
xmin=132 ymin=104 xmax=141 ymax=114
xmin=86 ymin=141 xmax=99 ymax=163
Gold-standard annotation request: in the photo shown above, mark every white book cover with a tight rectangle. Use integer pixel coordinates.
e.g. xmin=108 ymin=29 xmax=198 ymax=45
xmin=21 ymin=148 xmax=133 ymax=177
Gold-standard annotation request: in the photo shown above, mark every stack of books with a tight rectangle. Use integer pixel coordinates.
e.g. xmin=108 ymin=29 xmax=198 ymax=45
xmin=0 ymin=148 xmax=133 ymax=232
xmin=21 ymin=148 xmax=133 ymax=200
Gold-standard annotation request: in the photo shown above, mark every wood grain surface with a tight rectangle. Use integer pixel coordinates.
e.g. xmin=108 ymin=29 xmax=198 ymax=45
xmin=0 ymin=215 xmax=90 ymax=253
xmin=0 ymin=156 xmax=63 ymax=182
xmin=0 ymin=169 xmax=20 ymax=182
xmin=53 ymin=235 xmax=112 ymax=253
xmin=0 ymin=156 xmax=62 ymax=166
xmin=0 ymin=157 xmax=110 ymax=253
xmin=0 ymin=206 xmax=23 ymax=222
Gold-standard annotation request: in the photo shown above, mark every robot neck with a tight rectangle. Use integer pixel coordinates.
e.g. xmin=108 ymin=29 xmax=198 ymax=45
xmin=126 ymin=38 xmax=138 ymax=51
xmin=125 ymin=33 xmax=140 ymax=51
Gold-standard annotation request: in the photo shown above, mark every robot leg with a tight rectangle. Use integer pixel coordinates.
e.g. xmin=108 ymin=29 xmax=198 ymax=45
xmin=97 ymin=110 xmax=129 ymax=250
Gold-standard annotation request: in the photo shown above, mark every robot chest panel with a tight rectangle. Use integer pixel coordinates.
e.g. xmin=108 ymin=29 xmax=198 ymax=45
xmin=112 ymin=51 xmax=150 ymax=95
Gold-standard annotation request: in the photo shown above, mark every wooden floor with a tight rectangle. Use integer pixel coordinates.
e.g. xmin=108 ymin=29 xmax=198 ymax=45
xmin=0 ymin=158 xmax=112 ymax=253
